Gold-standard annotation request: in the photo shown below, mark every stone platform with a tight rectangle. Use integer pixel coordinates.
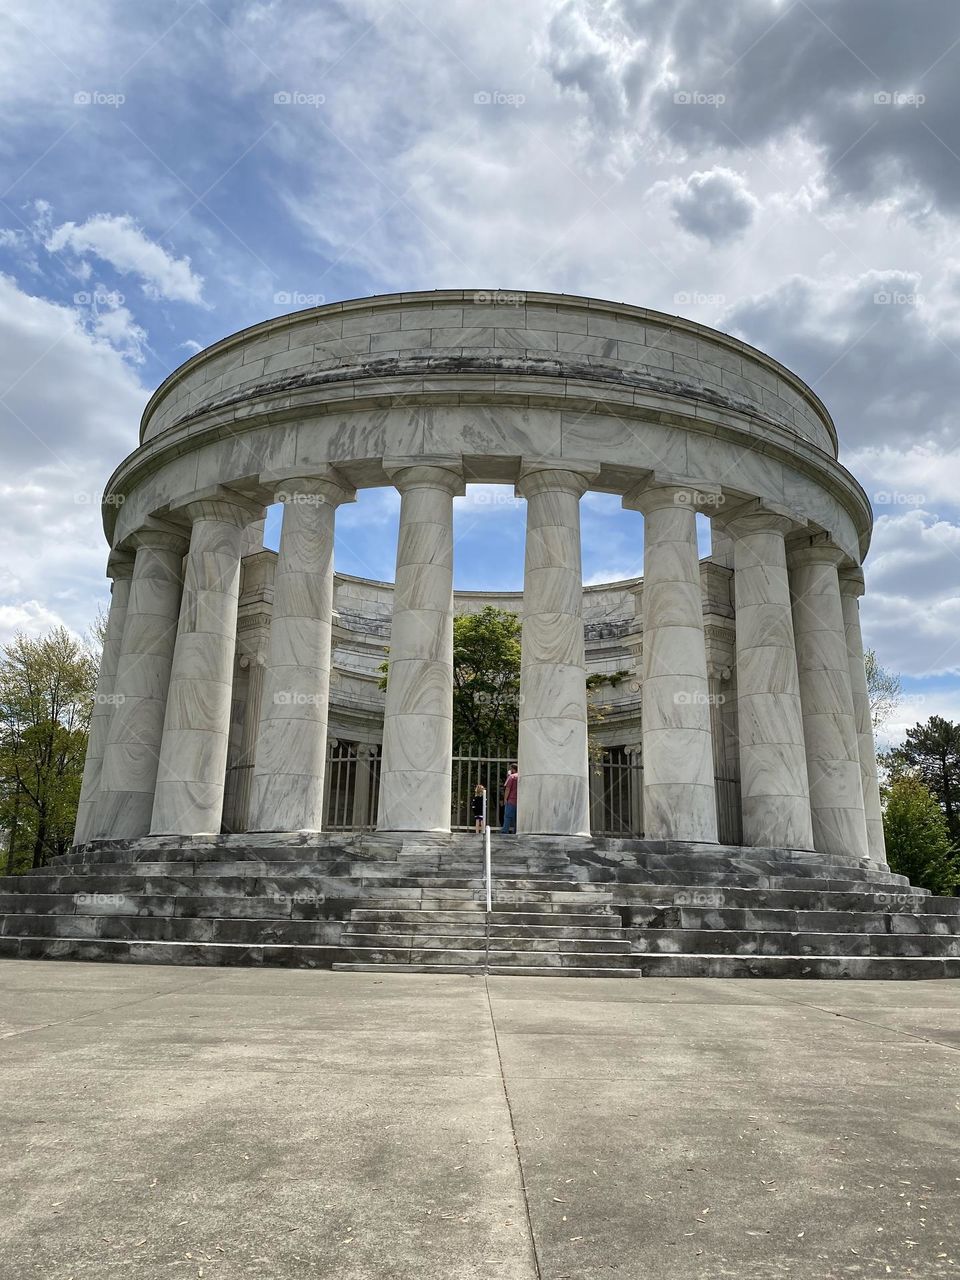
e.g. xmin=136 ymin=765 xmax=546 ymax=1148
xmin=2 ymin=834 xmax=959 ymax=978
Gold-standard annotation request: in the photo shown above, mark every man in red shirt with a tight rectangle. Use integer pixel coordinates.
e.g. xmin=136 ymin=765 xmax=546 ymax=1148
xmin=501 ymin=765 xmax=518 ymax=834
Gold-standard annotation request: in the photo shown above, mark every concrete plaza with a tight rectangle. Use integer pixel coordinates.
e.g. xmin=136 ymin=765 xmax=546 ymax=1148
xmin=1 ymin=962 xmax=958 ymax=1279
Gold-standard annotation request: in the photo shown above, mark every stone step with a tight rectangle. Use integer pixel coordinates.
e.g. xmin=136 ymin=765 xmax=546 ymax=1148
xmin=629 ymin=928 xmax=960 ymax=958
xmin=585 ymin=867 xmax=916 ymax=892
xmin=347 ymin=919 xmax=624 ymax=939
xmin=0 ymin=936 xmax=338 ymax=967
xmin=634 ymin=953 xmax=960 ymax=979
xmin=611 ymin=885 xmax=952 ymax=916
xmin=13 ymin=863 xmax=916 ymax=895
xmin=0 ymin=914 xmax=341 ymax=946
xmin=582 ymin=856 xmax=911 ymax=883
xmin=331 ymin=962 xmax=641 ymax=978
xmin=333 ymin=945 xmax=640 ymax=969
xmin=611 ymin=884 xmax=953 ymax=913
xmin=340 ymin=931 xmax=631 ymax=954
xmin=348 ymin=907 xmax=620 ymax=926
xmin=627 ymin=906 xmax=960 ymax=935
xmin=4 ymin=877 xmax=948 ymax=918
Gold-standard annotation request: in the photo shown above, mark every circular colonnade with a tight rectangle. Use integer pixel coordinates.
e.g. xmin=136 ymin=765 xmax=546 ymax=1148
xmin=73 ymin=289 xmax=886 ymax=870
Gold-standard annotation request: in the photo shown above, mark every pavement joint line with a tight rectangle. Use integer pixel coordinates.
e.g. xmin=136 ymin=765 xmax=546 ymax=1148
xmin=483 ymin=974 xmax=543 ymax=1280
xmin=750 ymin=988 xmax=960 ymax=1055
xmin=0 ymin=974 xmax=220 ymax=1042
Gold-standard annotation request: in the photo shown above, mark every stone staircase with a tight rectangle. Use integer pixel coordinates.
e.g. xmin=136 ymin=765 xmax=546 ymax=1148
xmin=0 ymin=832 xmax=958 ymax=978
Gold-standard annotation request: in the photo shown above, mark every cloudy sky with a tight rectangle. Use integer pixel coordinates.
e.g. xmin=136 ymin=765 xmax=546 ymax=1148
xmin=1 ymin=0 xmax=959 ymax=745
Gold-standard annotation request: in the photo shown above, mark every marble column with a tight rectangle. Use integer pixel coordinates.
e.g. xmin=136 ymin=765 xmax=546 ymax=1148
xmin=722 ymin=505 xmax=814 ymax=850
xmin=516 ymin=467 xmax=593 ymax=835
xmin=96 ymin=528 xmax=187 ymax=838
xmin=624 ymin=479 xmax=718 ymax=842
xmin=228 ymin=650 xmax=266 ymax=832
xmin=789 ymin=539 xmax=869 ymax=860
xmin=150 ymin=492 xmax=261 ymax=836
xmin=839 ymin=569 xmax=888 ymax=865
xmin=73 ymin=552 xmax=134 ymax=845
xmin=377 ymin=461 xmax=464 ymax=831
xmin=249 ymin=470 xmax=355 ymax=831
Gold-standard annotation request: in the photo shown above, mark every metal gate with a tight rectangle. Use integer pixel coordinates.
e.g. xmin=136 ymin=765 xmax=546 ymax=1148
xmin=451 ymin=746 xmax=516 ymax=830
xmin=322 ymin=739 xmax=740 ymax=841
xmin=324 ymin=741 xmax=381 ymax=830
xmin=590 ymin=747 xmax=644 ymax=836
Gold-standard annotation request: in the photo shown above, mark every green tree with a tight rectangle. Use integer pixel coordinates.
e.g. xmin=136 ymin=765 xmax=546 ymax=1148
xmin=884 ymin=716 xmax=960 ymax=844
xmin=864 ymin=648 xmax=901 ymax=732
xmin=451 ymin=607 xmax=522 ymax=750
xmin=0 ymin=627 xmax=97 ymax=873
xmin=882 ymin=774 xmax=959 ymax=896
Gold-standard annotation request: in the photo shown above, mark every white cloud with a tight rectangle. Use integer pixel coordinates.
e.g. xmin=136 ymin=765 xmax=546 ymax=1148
xmin=670 ymin=167 xmax=760 ymax=245
xmin=862 ymin=509 xmax=960 ymax=677
xmin=46 ymin=214 xmax=205 ymax=304
xmin=846 ymin=445 xmax=960 ymax=512
xmin=0 ymin=600 xmax=71 ymax=646
xmin=0 ymin=274 xmax=148 ymax=640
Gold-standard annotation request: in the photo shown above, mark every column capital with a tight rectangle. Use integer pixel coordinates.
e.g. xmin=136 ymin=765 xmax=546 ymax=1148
xmin=125 ymin=519 xmax=190 ymax=555
xmin=714 ymin=497 xmax=806 ymax=540
xmin=787 ymin=533 xmax=849 ymax=569
xmin=170 ymin=485 xmax=265 ymax=528
xmin=838 ymin=566 xmax=866 ymax=597
xmin=383 ymin=456 xmax=465 ymax=496
xmin=622 ymin=473 xmax=721 ymax=514
xmin=516 ymin=462 xmax=598 ymax=500
xmin=260 ymin=465 xmax=356 ymax=508
xmin=106 ymin=549 xmax=136 ymax=581
xmin=707 ymin=662 xmax=732 ymax=683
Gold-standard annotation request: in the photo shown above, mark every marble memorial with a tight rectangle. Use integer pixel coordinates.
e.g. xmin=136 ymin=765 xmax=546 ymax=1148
xmin=73 ymin=288 xmax=884 ymax=864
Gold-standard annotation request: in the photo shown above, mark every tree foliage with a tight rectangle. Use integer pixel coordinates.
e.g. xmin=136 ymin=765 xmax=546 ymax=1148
xmin=451 ymin=607 xmax=522 ymax=751
xmin=0 ymin=627 xmax=98 ymax=872
xmin=883 ymin=716 xmax=960 ymax=844
xmin=864 ymin=648 xmax=901 ymax=731
xmin=882 ymin=774 xmax=959 ymax=896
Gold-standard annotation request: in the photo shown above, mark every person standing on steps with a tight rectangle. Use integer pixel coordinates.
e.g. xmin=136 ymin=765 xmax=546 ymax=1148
xmin=501 ymin=764 xmax=518 ymax=835
xmin=472 ymin=783 xmax=487 ymax=835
